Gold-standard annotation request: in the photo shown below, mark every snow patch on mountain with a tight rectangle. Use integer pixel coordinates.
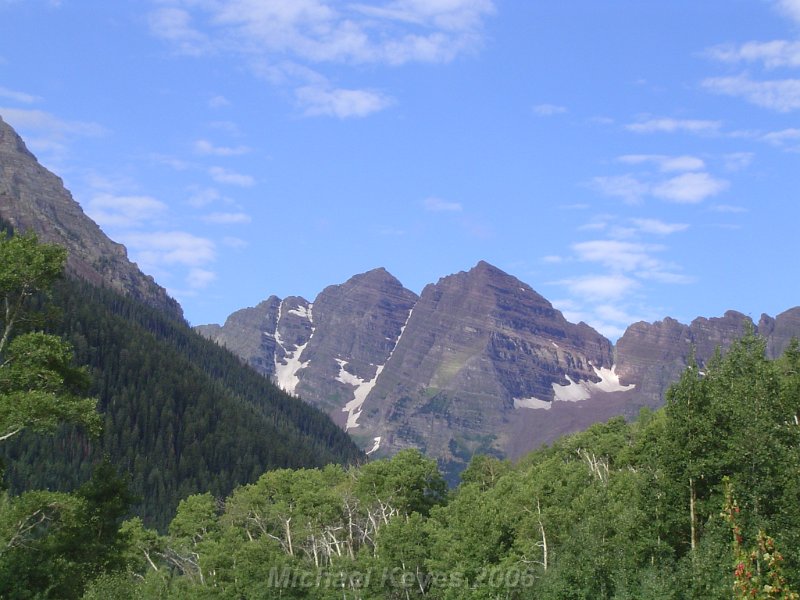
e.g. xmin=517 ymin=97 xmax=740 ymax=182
xmin=513 ymin=397 xmax=553 ymax=410
xmin=288 ymin=304 xmax=312 ymax=319
xmin=337 ymin=359 xmax=384 ymax=430
xmin=514 ymin=364 xmax=634 ymax=410
xmin=339 ymin=305 xmax=415 ymax=430
xmin=366 ymin=436 xmax=381 ymax=455
xmin=273 ymin=300 xmax=313 ymax=396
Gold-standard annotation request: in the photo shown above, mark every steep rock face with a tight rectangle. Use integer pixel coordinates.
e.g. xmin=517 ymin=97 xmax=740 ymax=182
xmin=199 ymin=259 xmax=800 ymax=479
xmin=293 ymin=268 xmax=418 ymax=425
xmin=0 ymin=116 xmax=182 ymax=320
xmin=196 ymin=268 xmax=418 ymax=431
xmin=195 ymin=296 xmax=283 ymax=377
xmin=616 ymin=309 xmax=798 ymax=406
xmin=759 ymin=307 xmax=800 ymax=359
xmin=354 ymin=261 xmax=624 ymax=469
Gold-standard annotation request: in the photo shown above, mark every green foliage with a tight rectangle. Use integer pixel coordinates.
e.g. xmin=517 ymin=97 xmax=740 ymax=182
xmin=0 ymin=461 xmax=135 ymax=599
xmin=5 ymin=223 xmax=800 ymax=599
xmin=107 ymin=333 xmax=800 ymax=599
xmin=0 ymin=232 xmax=99 ymax=443
xmin=2 ymin=273 xmax=363 ymax=529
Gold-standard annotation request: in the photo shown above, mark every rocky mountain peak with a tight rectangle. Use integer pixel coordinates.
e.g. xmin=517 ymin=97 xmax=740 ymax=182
xmin=0 ymin=116 xmax=183 ymax=320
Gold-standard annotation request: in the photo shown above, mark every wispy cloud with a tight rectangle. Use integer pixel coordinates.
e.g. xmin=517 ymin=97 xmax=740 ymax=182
xmin=556 ymin=273 xmax=639 ymax=301
xmin=149 ymin=0 xmax=496 ymax=117
xmin=651 ymin=172 xmax=729 ymax=204
xmin=625 ymin=117 xmax=721 ymax=134
xmin=532 ymin=103 xmax=567 ymax=116
xmin=201 ymin=212 xmax=252 ymax=224
xmin=702 ymin=74 xmax=800 ymax=112
xmin=592 ymin=170 xmax=728 ymax=205
xmin=722 ymin=152 xmax=754 ymax=170
xmin=629 ymin=218 xmax=689 ymax=236
xmin=295 ymin=85 xmax=393 ymax=118
xmin=761 ymin=128 xmax=800 ymax=149
xmin=0 ymin=86 xmax=41 ymax=104
xmin=710 ymin=204 xmax=748 ymax=214
xmin=125 ymin=231 xmax=216 ymax=268
xmin=573 ymin=240 xmax=666 ymax=272
xmin=194 ymin=139 xmax=251 ymax=156
xmin=86 ymin=194 xmax=169 ymax=229
xmin=423 ymin=196 xmax=463 ymax=212
xmin=186 ymin=268 xmax=217 ymax=289
xmin=209 ymin=166 xmax=256 ymax=187
xmin=0 ymin=107 xmax=106 ymax=137
xmin=186 ymin=187 xmax=224 ymax=208
xmin=208 ymin=95 xmax=231 ymax=109
xmin=148 ymin=7 xmax=210 ymax=57
xmin=776 ymin=0 xmax=800 ymax=24
xmin=618 ymin=154 xmax=705 ymax=172
xmin=591 ymin=174 xmax=650 ymax=204
xmin=706 ymin=40 xmax=800 ymax=69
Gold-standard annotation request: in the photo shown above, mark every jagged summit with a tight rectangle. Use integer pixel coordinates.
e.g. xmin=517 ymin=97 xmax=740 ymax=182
xmin=0 ymin=116 xmax=183 ymax=320
xmin=198 ymin=259 xmax=800 ymax=478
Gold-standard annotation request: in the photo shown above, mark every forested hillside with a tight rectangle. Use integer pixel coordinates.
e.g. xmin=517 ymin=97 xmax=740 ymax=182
xmin=1 ymin=227 xmax=363 ymax=529
xmin=81 ymin=333 xmax=800 ymax=599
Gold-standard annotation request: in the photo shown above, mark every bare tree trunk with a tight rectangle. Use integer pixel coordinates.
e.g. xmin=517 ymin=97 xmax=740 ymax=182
xmin=689 ymin=477 xmax=697 ymax=554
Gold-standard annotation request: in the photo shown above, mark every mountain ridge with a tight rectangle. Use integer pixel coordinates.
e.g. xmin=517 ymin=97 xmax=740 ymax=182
xmin=0 ymin=115 xmax=183 ymax=321
xmin=199 ymin=260 xmax=800 ymax=478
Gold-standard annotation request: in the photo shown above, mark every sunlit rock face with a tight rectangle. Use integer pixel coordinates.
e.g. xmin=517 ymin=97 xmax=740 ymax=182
xmin=0 ymin=117 xmax=183 ymax=320
xmin=198 ymin=259 xmax=800 ymax=481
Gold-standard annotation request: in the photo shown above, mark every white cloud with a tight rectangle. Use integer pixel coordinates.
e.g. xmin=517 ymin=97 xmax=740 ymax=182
xmin=722 ymin=152 xmax=754 ymax=171
xmin=0 ymin=86 xmax=41 ymax=104
xmin=124 ymin=231 xmax=216 ymax=267
xmin=208 ymin=95 xmax=231 ymax=108
xmin=201 ymin=212 xmax=252 ymax=224
xmin=532 ymin=103 xmax=567 ymax=116
xmin=149 ymin=153 xmax=194 ymax=171
xmin=702 ymin=74 xmax=800 ymax=112
xmin=618 ymin=154 xmax=705 ymax=172
xmin=295 ymin=85 xmax=393 ymax=118
xmin=591 ymin=174 xmax=649 ymax=204
xmin=148 ymin=0 xmax=495 ymax=116
xmin=629 ymin=218 xmax=689 ymax=236
xmin=187 ymin=187 xmax=224 ymax=208
xmin=625 ymin=118 xmax=721 ymax=134
xmin=209 ymin=166 xmax=256 ymax=187
xmin=148 ymin=7 xmax=210 ymax=56
xmin=186 ymin=268 xmax=217 ymax=289
xmin=423 ymin=196 xmax=463 ymax=212
xmin=86 ymin=194 xmax=168 ymax=228
xmin=651 ymin=172 xmax=729 ymax=203
xmin=557 ymin=273 xmax=639 ymax=301
xmin=573 ymin=240 xmax=663 ymax=272
xmin=706 ymin=40 xmax=800 ymax=69
xmin=776 ymin=0 xmax=800 ymax=23
xmin=710 ymin=204 xmax=748 ymax=214
xmin=194 ymin=139 xmax=251 ymax=156
xmin=222 ymin=236 xmax=249 ymax=249
xmin=0 ymin=107 xmax=106 ymax=137
xmin=194 ymin=0 xmax=495 ymax=65
xmin=762 ymin=128 xmax=800 ymax=145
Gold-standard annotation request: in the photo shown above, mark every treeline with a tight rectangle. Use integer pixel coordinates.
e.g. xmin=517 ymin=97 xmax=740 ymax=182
xmin=71 ymin=332 xmax=799 ymax=599
xmin=1 ymin=226 xmax=362 ymax=529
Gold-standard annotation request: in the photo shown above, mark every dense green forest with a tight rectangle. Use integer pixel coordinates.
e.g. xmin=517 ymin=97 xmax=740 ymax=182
xmin=70 ymin=332 xmax=797 ymax=600
xmin=2 ymin=230 xmax=799 ymax=598
xmin=0 ymin=225 xmax=362 ymax=529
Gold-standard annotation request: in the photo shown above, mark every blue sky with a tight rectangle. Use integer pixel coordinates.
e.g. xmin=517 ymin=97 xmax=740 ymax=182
xmin=1 ymin=0 xmax=799 ymax=339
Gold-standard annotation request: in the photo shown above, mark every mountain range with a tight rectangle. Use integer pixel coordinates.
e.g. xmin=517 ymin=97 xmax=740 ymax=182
xmin=2 ymin=113 xmax=798 ymax=486
xmin=0 ymin=115 xmax=362 ymax=527
xmin=198 ymin=262 xmax=800 ymax=478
